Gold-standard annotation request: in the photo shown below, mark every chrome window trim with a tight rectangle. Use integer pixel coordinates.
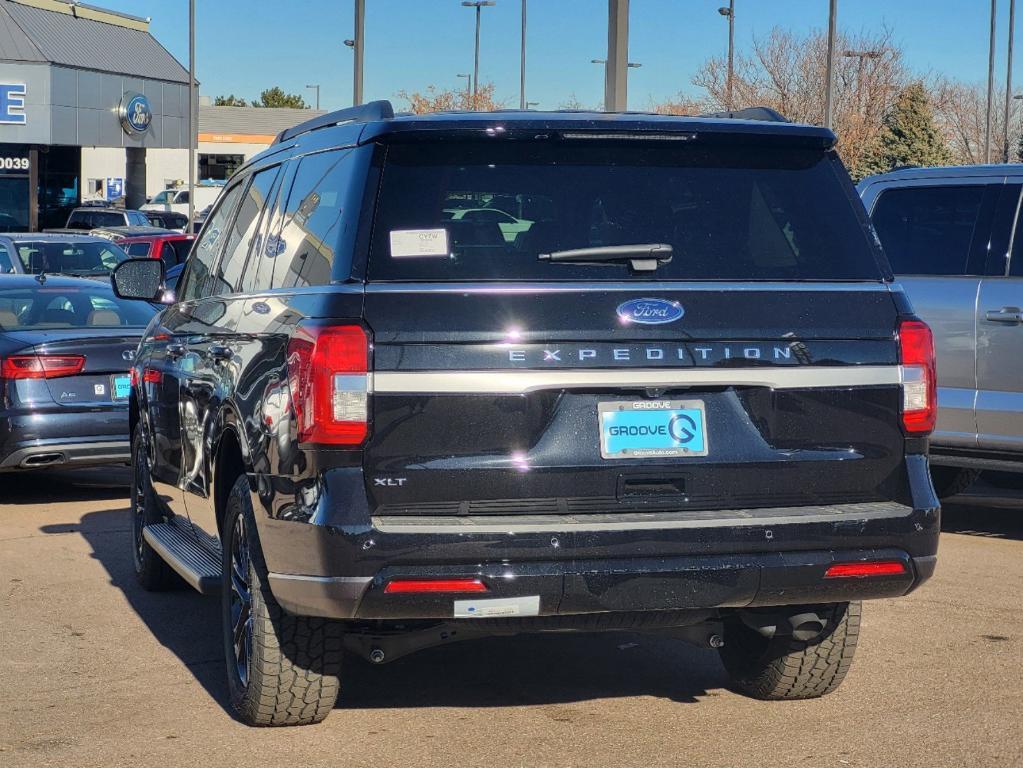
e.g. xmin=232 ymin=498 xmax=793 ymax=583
xmin=372 ymin=365 xmax=903 ymax=395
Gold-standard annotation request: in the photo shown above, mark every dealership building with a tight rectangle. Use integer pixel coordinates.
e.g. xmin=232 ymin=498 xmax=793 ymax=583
xmin=0 ymin=0 xmax=319 ymax=230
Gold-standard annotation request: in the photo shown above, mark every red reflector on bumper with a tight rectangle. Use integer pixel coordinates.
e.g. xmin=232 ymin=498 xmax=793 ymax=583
xmin=384 ymin=578 xmax=488 ymax=594
xmin=824 ymin=561 xmax=908 ymax=579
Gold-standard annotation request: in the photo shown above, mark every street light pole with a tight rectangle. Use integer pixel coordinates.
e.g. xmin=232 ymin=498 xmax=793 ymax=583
xmin=1005 ymin=0 xmax=1016 ymax=163
xmin=188 ymin=0 xmax=195 ymax=229
xmin=305 ymin=84 xmax=320 ymax=110
xmin=520 ymin=0 xmax=527 ymax=109
xmin=343 ymin=0 xmax=365 ymax=106
xmin=841 ymin=49 xmax=882 ymax=113
xmin=987 ymin=0 xmax=997 ymax=163
xmin=718 ymin=1 xmax=734 ymax=111
xmin=457 ymin=73 xmax=471 ymax=106
xmin=462 ymin=1 xmax=496 ymax=105
xmin=824 ymin=0 xmax=837 ymax=129
xmin=1014 ymin=93 xmax=1023 ymax=162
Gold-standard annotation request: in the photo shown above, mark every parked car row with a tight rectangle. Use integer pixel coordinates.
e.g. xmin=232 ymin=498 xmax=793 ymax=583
xmin=64 ymin=206 xmax=189 ymax=233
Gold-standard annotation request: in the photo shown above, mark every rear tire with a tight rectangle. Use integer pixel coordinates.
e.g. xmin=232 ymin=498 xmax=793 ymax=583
xmin=222 ymin=474 xmax=344 ymax=727
xmin=930 ymin=467 xmax=981 ymax=499
xmin=719 ymin=601 xmax=861 ymax=700
xmin=131 ymin=423 xmax=179 ymax=591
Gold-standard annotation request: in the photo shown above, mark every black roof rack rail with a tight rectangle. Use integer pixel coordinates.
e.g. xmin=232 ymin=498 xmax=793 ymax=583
xmin=700 ymin=106 xmax=789 ymax=123
xmin=273 ymin=99 xmax=395 ymax=144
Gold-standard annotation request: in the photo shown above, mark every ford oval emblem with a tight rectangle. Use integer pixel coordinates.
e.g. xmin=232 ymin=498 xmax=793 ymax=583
xmin=616 ymin=298 xmax=684 ymax=325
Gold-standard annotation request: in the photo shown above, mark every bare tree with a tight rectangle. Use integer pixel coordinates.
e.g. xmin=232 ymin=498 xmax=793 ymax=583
xmin=932 ymin=78 xmax=1020 ymax=164
xmin=649 ymin=92 xmax=705 ymax=116
xmin=398 ymin=82 xmax=502 ymax=114
xmin=689 ymin=26 xmax=907 ymax=177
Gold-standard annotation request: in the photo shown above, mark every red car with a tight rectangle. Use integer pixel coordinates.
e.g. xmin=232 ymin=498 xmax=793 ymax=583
xmin=117 ymin=233 xmax=194 ymax=267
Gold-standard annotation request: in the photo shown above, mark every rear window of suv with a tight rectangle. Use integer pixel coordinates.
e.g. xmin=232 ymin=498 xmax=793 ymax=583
xmin=368 ymin=141 xmax=884 ymax=282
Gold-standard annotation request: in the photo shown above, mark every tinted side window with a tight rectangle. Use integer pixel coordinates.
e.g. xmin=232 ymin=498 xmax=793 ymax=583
xmin=178 ymin=183 xmax=244 ymax=302
xmin=67 ymin=211 xmax=91 ymax=228
xmin=273 ymin=149 xmax=364 ymax=288
xmin=167 ymin=238 xmax=193 ymax=266
xmin=92 ymin=211 xmax=126 ymax=228
xmin=0 ymin=243 xmax=14 ymax=273
xmin=214 ymin=166 xmax=280 ymax=294
xmin=243 ymin=160 xmax=294 ymax=294
xmin=871 ymin=185 xmax=988 ymax=275
xmin=125 ymin=242 xmax=152 ymax=257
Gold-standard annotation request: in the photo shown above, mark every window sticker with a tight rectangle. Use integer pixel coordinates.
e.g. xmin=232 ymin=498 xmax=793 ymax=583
xmin=390 ymin=228 xmax=449 ymax=258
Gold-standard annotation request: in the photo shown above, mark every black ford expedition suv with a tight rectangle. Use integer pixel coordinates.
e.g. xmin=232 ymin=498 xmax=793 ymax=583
xmin=111 ymin=102 xmax=939 ymax=727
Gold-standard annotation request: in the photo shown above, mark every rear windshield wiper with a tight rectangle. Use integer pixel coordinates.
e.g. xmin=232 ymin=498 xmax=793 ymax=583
xmin=538 ymin=243 xmax=673 ymax=272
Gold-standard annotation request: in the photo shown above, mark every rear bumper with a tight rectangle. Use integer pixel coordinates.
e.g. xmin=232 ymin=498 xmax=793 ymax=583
xmin=269 ymin=549 xmax=935 ymax=621
xmin=253 ymin=457 xmax=940 ymax=620
xmin=0 ymin=408 xmax=130 ymax=470
xmin=0 ymin=437 xmax=129 ymax=470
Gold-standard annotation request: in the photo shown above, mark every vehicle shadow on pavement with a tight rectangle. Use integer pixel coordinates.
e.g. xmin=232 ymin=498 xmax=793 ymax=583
xmin=340 ymin=633 xmax=728 ymax=708
xmin=39 ymin=509 xmax=232 ymax=713
xmin=40 ymin=506 xmax=729 ymax=712
xmin=3 ymin=467 xmax=132 ymax=505
xmin=942 ymin=479 xmax=1023 ymax=541
xmin=942 ymin=499 xmax=1023 ymax=541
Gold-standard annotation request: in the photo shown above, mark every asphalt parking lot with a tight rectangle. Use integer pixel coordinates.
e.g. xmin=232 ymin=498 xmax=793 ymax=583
xmin=1 ymin=470 xmax=1021 ymax=768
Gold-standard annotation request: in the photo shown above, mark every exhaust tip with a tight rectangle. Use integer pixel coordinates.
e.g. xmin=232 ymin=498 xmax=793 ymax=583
xmin=21 ymin=452 xmax=66 ymax=468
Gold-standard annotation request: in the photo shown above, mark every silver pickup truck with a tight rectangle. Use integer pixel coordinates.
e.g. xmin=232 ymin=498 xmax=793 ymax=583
xmin=859 ymin=165 xmax=1023 ymax=497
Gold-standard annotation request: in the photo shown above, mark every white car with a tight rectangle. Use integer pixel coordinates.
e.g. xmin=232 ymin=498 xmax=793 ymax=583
xmin=444 ymin=207 xmax=532 ymax=243
xmin=142 ymin=186 xmax=222 ymax=216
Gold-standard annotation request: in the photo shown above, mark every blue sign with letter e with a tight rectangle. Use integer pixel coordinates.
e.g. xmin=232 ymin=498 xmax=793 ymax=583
xmin=0 ymin=84 xmax=27 ymax=125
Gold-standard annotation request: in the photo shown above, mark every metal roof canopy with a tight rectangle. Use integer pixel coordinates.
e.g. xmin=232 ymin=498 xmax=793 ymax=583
xmin=0 ymin=0 xmax=188 ymax=83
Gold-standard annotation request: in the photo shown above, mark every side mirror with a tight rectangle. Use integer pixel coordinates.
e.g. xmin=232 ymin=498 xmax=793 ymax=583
xmin=111 ymin=258 xmax=165 ymax=302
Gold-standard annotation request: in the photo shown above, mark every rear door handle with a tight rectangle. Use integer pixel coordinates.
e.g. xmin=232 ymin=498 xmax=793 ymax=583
xmin=984 ymin=307 xmax=1023 ymax=324
xmin=166 ymin=342 xmax=187 ymax=359
xmin=207 ymin=344 xmax=233 ymax=362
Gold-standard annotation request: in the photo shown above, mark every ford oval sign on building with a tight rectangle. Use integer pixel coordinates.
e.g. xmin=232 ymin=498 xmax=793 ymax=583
xmin=118 ymin=92 xmax=152 ymax=135
xmin=616 ymin=298 xmax=684 ymax=325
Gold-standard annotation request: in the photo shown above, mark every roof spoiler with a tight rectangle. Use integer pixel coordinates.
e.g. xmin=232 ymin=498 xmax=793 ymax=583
xmin=273 ymin=100 xmax=395 ymax=144
xmin=700 ymin=106 xmax=789 ymax=123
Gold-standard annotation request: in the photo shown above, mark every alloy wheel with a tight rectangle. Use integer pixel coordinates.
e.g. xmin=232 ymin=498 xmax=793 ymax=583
xmin=229 ymin=512 xmax=253 ymax=688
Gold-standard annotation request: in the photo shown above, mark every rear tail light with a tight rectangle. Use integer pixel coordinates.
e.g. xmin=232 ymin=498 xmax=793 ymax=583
xmin=286 ymin=324 xmax=369 ymax=445
xmin=1 ymin=354 xmax=86 ymax=379
xmin=384 ymin=579 xmax=488 ymax=594
xmin=824 ymin=560 xmax=908 ymax=579
xmin=898 ymin=319 xmax=936 ymax=434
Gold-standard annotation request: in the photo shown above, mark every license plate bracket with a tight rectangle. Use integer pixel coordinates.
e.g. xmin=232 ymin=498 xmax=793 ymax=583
xmin=598 ymin=399 xmax=708 ymax=460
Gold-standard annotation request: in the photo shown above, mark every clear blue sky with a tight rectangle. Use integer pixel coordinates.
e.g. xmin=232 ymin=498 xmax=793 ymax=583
xmin=103 ymin=0 xmax=1014 ymax=112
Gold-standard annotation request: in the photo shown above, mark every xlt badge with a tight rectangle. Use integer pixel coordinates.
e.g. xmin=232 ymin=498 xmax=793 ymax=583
xmin=616 ymin=298 xmax=684 ymax=325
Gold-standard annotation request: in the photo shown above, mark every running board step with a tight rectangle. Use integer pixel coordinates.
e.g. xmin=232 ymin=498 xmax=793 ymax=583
xmin=142 ymin=523 xmax=221 ymax=594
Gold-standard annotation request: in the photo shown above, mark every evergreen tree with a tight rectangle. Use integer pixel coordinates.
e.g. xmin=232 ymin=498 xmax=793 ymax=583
xmin=214 ymin=94 xmax=247 ymax=107
xmin=252 ymin=87 xmax=307 ymax=109
xmin=860 ymin=82 xmax=951 ymax=177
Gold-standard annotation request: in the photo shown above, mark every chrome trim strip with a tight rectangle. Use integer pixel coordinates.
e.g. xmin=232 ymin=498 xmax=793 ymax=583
xmin=371 ymin=501 xmax=913 ymax=535
xmin=373 ymin=365 xmax=903 ymax=394
xmin=365 ymin=281 xmax=892 ymax=294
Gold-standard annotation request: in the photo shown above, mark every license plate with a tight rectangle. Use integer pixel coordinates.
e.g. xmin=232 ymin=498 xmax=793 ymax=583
xmin=598 ymin=400 xmax=708 ymax=460
xmin=111 ymin=374 xmax=131 ymax=400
